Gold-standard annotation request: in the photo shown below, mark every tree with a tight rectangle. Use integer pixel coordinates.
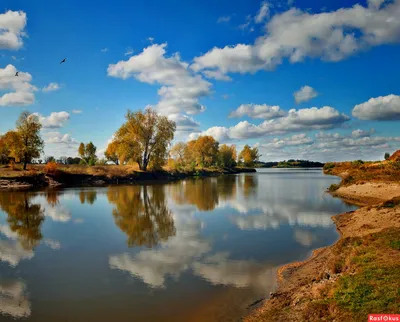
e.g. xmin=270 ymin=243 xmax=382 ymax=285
xmin=0 ymin=130 xmax=24 ymax=164
xmin=384 ymin=152 xmax=390 ymax=160
xmin=114 ymin=108 xmax=176 ymax=171
xmin=45 ymin=156 xmax=56 ymax=163
xmin=190 ymin=136 xmax=219 ymax=167
xmin=170 ymin=142 xmax=187 ymax=164
xmin=239 ymin=145 xmax=260 ymax=167
xmin=78 ymin=142 xmax=98 ymax=165
xmin=105 ymin=141 xmax=120 ymax=165
xmin=218 ymin=144 xmax=237 ymax=168
xmin=16 ymin=112 xmax=44 ymax=170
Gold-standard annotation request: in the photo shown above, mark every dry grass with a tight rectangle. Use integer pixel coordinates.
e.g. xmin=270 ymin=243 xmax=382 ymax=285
xmin=324 ymin=160 xmax=400 ymax=184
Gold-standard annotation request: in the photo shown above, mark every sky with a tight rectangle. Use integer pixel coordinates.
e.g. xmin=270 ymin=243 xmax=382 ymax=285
xmin=0 ymin=0 xmax=399 ymax=162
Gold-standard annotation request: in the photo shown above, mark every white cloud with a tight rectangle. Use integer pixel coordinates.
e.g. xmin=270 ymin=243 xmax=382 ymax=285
xmin=0 ymin=64 xmax=36 ymax=106
xmin=108 ymin=43 xmax=212 ymax=116
xmin=255 ymin=1 xmax=270 ymax=24
xmin=44 ymin=132 xmax=78 ymax=145
xmin=203 ymin=70 xmax=232 ymax=81
xmin=42 ymin=82 xmax=61 ymax=93
xmin=169 ymin=113 xmax=200 ymax=134
xmin=33 ymin=111 xmax=70 ymax=128
xmin=217 ymin=16 xmax=232 ymax=23
xmin=72 ymin=109 xmax=82 ymax=114
xmin=229 ymin=104 xmax=286 ymax=119
xmin=294 ymin=85 xmax=318 ymax=103
xmin=260 ymin=133 xmax=314 ymax=149
xmin=192 ymin=106 xmax=349 ymax=142
xmin=351 ymin=128 xmax=375 ymax=138
xmin=352 ymin=94 xmax=400 ymax=120
xmin=43 ymin=239 xmax=61 ymax=250
xmin=101 ymin=48 xmax=108 ymax=52
xmin=192 ymin=1 xmax=400 ymax=78
xmin=0 ymin=10 xmax=27 ymax=50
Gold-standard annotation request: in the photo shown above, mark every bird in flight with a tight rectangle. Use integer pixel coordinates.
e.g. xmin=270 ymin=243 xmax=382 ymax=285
xmin=15 ymin=72 xmax=19 ymax=76
xmin=60 ymin=58 xmax=66 ymax=64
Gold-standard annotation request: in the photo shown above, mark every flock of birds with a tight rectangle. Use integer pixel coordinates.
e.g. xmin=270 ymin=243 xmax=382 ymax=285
xmin=15 ymin=58 xmax=66 ymax=76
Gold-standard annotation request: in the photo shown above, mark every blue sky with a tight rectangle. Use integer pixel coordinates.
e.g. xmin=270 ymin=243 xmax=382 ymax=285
xmin=0 ymin=0 xmax=399 ymax=161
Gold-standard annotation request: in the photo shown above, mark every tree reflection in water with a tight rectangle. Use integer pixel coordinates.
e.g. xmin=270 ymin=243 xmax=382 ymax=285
xmin=0 ymin=192 xmax=44 ymax=251
xmin=107 ymin=185 xmax=175 ymax=248
xmin=170 ymin=175 xmax=239 ymax=211
xmin=79 ymin=190 xmax=97 ymax=205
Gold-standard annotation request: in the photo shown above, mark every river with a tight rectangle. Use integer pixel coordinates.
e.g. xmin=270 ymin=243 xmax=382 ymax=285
xmin=0 ymin=169 xmax=356 ymax=322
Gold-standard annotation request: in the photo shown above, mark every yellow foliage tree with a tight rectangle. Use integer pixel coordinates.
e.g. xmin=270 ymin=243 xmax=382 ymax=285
xmin=114 ymin=108 xmax=176 ymax=171
xmin=238 ymin=145 xmax=260 ymax=167
xmin=189 ymin=135 xmax=219 ymax=167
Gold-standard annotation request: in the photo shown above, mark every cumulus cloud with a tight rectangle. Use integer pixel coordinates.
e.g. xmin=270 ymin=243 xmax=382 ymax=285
xmin=0 ymin=10 xmax=27 ymax=50
xmin=192 ymin=1 xmax=400 ymax=78
xmin=229 ymin=104 xmax=286 ymax=119
xmin=255 ymin=1 xmax=270 ymax=23
xmin=32 ymin=111 xmax=70 ymax=128
xmin=0 ymin=64 xmax=36 ymax=106
xmin=260 ymin=133 xmax=314 ymax=149
xmin=351 ymin=128 xmax=375 ymax=138
xmin=294 ymin=85 xmax=318 ymax=103
xmin=44 ymin=132 xmax=78 ymax=145
xmin=169 ymin=113 xmax=200 ymax=134
xmin=203 ymin=70 xmax=232 ymax=81
xmin=352 ymin=94 xmax=400 ymax=120
xmin=42 ymin=82 xmax=61 ymax=92
xmin=108 ymin=43 xmax=212 ymax=116
xmin=192 ymin=106 xmax=349 ymax=142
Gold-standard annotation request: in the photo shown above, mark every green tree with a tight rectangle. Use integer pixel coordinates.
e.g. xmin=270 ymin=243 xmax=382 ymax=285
xmin=218 ymin=144 xmax=237 ymax=168
xmin=114 ymin=108 xmax=176 ymax=171
xmin=16 ymin=112 xmax=44 ymax=170
xmin=78 ymin=142 xmax=98 ymax=165
xmin=384 ymin=152 xmax=390 ymax=160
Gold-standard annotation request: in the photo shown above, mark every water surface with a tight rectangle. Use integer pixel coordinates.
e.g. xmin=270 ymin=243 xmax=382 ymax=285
xmin=0 ymin=169 xmax=356 ymax=321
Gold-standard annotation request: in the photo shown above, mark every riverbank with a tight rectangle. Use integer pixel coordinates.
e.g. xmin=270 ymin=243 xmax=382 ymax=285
xmin=245 ymin=157 xmax=400 ymax=321
xmin=0 ymin=164 xmax=256 ymax=190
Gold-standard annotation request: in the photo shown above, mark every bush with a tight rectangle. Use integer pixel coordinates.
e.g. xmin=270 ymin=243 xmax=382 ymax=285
xmin=44 ymin=161 xmax=59 ymax=174
xmin=328 ymin=183 xmax=340 ymax=192
xmin=323 ymin=162 xmax=335 ymax=170
xmin=352 ymin=160 xmax=364 ymax=166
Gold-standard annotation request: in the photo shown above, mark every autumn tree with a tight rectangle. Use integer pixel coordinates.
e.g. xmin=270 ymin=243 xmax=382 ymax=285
xmin=78 ymin=142 xmax=98 ymax=165
xmin=170 ymin=142 xmax=187 ymax=165
xmin=190 ymin=136 xmax=219 ymax=167
xmin=16 ymin=112 xmax=44 ymax=170
xmin=114 ymin=108 xmax=176 ymax=171
xmin=105 ymin=141 xmax=120 ymax=165
xmin=218 ymin=144 xmax=237 ymax=168
xmin=0 ymin=131 xmax=23 ymax=164
xmin=238 ymin=145 xmax=260 ymax=167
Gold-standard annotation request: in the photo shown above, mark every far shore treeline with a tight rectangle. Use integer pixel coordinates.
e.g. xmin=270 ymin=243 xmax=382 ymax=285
xmin=0 ymin=109 xmax=262 ymax=171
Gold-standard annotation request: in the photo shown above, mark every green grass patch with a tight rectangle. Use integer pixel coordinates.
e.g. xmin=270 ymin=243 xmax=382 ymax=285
xmin=328 ymin=183 xmax=340 ymax=192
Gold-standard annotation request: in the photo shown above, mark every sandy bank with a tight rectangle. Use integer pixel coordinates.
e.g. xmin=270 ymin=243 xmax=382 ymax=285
xmin=245 ymin=180 xmax=400 ymax=322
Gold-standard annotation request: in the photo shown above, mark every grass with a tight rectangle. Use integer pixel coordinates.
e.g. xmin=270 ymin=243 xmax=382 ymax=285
xmin=305 ymin=228 xmax=400 ymax=321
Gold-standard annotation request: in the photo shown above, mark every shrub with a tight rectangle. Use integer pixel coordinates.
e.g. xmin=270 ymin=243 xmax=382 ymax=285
xmin=352 ymin=160 xmax=364 ymax=166
xmin=328 ymin=183 xmax=340 ymax=192
xmin=44 ymin=161 xmax=59 ymax=174
xmin=323 ymin=162 xmax=335 ymax=170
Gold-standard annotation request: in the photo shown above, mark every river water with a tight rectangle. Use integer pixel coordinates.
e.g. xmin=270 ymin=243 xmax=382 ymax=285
xmin=0 ymin=169 xmax=356 ymax=322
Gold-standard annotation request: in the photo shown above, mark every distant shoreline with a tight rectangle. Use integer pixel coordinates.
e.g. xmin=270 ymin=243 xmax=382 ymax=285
xmin=0 ymin=166 xmax=256 ymax=191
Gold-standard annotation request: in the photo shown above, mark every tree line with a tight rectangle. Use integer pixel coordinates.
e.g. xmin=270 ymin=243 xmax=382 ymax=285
xmin=0 ymin=109 xmax=260 ymax=171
